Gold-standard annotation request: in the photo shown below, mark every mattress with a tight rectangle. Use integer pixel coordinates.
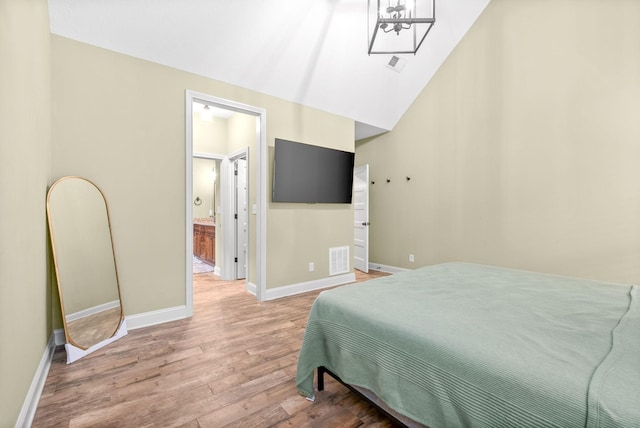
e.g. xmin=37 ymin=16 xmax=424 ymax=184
xmin=296 ymin=262 xmax=640 ymax=427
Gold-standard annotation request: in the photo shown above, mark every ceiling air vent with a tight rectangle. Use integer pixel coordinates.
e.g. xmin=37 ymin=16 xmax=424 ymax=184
xmin=386 ymin=55 xmax=407 ymax=73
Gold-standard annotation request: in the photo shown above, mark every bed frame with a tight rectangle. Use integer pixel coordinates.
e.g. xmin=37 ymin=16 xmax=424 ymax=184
xmin=317 ymin=366 xmax=422 ymax=427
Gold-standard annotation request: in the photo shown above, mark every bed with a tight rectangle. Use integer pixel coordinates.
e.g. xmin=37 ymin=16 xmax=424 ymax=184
xmin=296 ymin=262 xmax=640 ymax=428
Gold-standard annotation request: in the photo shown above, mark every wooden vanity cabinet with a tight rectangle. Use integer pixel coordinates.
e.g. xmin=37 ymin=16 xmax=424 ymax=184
xmin=193 ymin=223 xmax=215 ymax=265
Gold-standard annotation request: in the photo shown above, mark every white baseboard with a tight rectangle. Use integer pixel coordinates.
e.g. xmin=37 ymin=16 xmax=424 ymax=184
xmin=65 ymin=300 xmax=120 ymax=323
xmin=125 ymin=305 xmax=190 ymax=330
xmin=262 ymin=272 xmax=356 ymax=301
xmin=15 ymin=332 xmax=61 ymax=428
xmin=246 ymin=281 xmax=257 ymax=296
xmin=368 ymin=262 xmax=409 ymax=274
xmin=53 ymin=328 xmax=66 ymax=346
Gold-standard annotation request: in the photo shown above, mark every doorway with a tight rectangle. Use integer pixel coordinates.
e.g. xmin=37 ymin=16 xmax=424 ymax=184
xmin=192 ymin=155 xmax=221 ymax=275
xmin=193 ymin=152 xmax=247 ymax=282
xmin=185 ymin=90 xmax=267 ymax=316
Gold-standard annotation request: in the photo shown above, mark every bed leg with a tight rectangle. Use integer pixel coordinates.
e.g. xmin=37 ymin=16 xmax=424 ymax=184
xmin=317 ymin=366 xmax=325 ymax=391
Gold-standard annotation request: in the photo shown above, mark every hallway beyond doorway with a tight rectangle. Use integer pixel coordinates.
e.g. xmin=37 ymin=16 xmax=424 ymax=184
xmin=193 ymin=256 xmax=214 ymax=274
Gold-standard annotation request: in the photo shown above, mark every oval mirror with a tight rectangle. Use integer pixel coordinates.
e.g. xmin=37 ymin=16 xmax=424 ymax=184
xmin=47 ymin=176 xmax=127 ymax=363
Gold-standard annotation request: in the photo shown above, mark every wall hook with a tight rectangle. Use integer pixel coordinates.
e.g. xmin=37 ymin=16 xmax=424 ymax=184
xmin=371 ymin=181 xmax=375 ymax=185
xmin=386 ymin=178 xmax=391 ymax=183
xmin=406 ymin=176 xmax=411 ymax=181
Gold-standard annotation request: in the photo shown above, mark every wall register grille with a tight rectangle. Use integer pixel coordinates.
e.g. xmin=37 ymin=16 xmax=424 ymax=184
xmin=329 ymin=246 xmax=350 ymax=276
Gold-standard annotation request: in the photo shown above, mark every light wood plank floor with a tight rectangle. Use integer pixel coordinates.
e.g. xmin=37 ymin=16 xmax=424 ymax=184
xmin=33 ymin=270 xmax=395 ymax=427
xmin=65 ymin=307 xmax=122 ymax=350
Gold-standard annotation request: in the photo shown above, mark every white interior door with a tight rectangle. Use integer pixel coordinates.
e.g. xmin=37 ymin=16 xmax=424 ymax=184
xmin=235 ymin=158 xmax=248 ymax=279
xmin=353 ymin=164 xmax=369 ymax=273
xmin=220 ymin=158 xmax=234 ymax=281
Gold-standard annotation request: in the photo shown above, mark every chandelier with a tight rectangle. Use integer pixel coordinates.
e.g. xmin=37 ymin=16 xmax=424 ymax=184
xmin=367 ymin=0 xmax=435 ymax=55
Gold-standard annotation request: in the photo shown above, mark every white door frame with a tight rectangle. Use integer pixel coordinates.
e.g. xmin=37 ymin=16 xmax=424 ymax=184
xmin=220 ymin=149 xmax=248 ymax=284
xmin=185 ymin=90 xmax=267 ymax=314
xmin=353 ymin=164 xmax=370 ymax=272
xmin=233 ymin=155 xmax=248 ymax=281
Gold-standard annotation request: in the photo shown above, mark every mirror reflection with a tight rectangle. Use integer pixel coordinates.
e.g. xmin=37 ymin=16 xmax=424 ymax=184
xmin=47 ymin=176 xmax=127 ymax=363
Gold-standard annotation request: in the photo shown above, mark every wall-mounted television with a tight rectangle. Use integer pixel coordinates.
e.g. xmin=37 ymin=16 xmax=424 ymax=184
xmin=272 ymin=138 xmax=355 ymax=203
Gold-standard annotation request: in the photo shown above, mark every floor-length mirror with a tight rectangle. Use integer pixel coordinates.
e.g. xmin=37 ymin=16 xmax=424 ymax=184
xmin=47 ymin=176 xmax=127 ymax=363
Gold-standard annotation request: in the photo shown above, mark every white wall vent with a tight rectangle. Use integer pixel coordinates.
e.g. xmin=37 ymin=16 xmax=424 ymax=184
xmin=386 ymin=55 xmax=407 ymax=73
xmin=329 ymin=246 xmax=350 ymax=276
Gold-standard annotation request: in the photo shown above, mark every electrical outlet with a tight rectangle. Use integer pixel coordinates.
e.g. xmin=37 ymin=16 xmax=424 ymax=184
xmin=409 ymin=254 xmax=415 ymax=263
xmin=309 ymin=262 xmax=315 ymax=272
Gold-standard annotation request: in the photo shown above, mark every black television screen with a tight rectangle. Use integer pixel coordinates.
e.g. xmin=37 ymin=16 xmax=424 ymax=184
xmin=272 ymin=138 xmax=355 ymax=203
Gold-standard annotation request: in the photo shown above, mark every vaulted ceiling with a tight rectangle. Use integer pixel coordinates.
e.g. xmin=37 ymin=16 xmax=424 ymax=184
xmin=48 ymin=0 xmax=491 ymax=140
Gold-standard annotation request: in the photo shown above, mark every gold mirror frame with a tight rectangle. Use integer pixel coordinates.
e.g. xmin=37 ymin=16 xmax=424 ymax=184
xmin=47 ymin=176 xmax=127 ymax=363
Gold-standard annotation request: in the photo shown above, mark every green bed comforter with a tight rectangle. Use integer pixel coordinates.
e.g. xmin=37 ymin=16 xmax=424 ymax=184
xmin=296 ymin=263 xmax=639 ymax=428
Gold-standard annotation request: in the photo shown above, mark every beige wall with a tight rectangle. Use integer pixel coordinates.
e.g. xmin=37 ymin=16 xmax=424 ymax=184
xmin=266 ymin=99 xmax=354 ymax=287
xmin=192 ymin=158 xmax=218 ymax=220
xmin=0 ymin=0 xmax=52 ymax=425
xmin=193 ymin=115 xmax=228 ymax=153
xmin=51 ymin=35 xmax=354 ymax=314
xmin=227 ymin=113 xmax=257 ymax=154
xmin=356 ymin=0 xmax=640 ymax=284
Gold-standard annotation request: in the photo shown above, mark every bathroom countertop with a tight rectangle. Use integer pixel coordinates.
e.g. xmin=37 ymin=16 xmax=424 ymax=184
xmin=193 ymin=219 xmax=216 ymax=226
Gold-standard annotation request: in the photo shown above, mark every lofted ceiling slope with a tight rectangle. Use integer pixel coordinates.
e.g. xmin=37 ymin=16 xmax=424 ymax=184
xmin=48 ymin=0 xmax=491 ymax=140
